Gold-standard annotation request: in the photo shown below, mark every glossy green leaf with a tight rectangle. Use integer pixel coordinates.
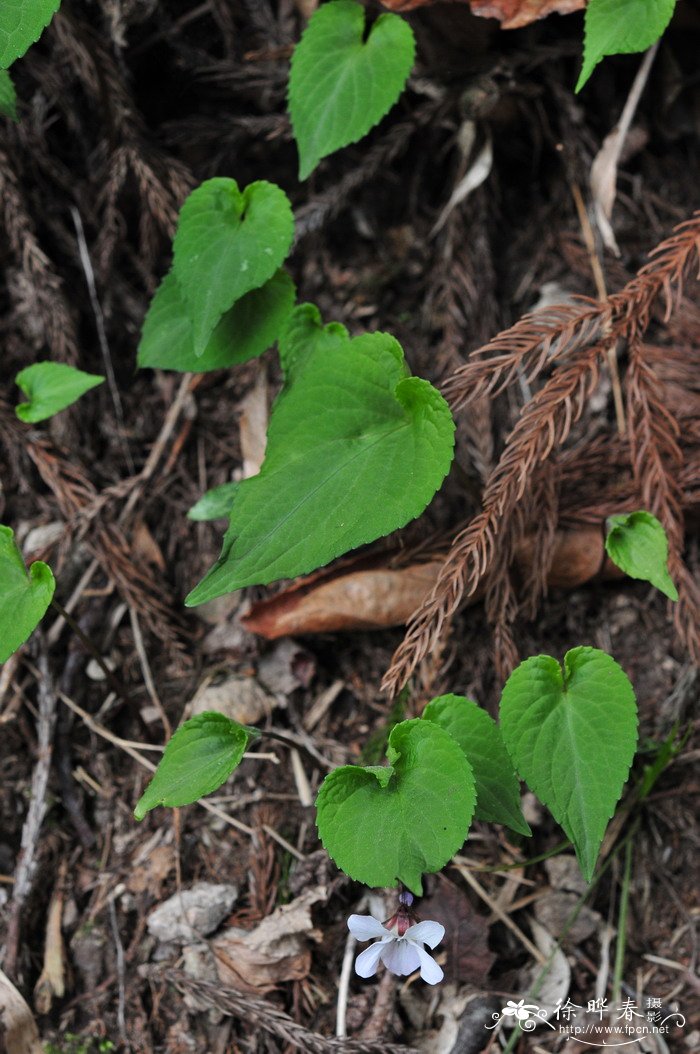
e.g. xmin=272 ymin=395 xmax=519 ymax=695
xmin=422 ymin=694 xmax=531 ymax=836
xmin=134 ymin=711 xmax=251 ymax=819
xmin=316 ymin=719 xmax=476 ymax=893
xmin=0 ymin=69 xmax=17 ymax=120
xmin=172 ymin=178 xmax=294 ymax=356
xmin=576 ymin=0 xmax=676 ymax=91
xmin=0 ymin=525 xmax=55 ymax=663
xmin=137 ymin=269 xmax=295 ymax=373
xmin=187 ymin=481 xmax=239 ymax=522
xmin=499 ymin=647 xmax=637 ymax=881
xmin=288 ymin=0 xmax=415 ymax=179
xmin=15 ymin=361 xmax=104 ymax=423
xmin=0 ymin=0 xmax=61 ymax=68
xmin=186 ymin=307 xmax=455 ymax=605
xmin=605 ymin=510 xmax=678 ymax=600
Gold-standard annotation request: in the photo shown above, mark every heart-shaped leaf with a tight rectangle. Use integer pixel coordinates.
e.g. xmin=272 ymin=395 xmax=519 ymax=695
xmin=605 ymin=510 xmax=678 ymax=601
xmin=499 ymin=647 xmax=637 ymax=881
xmin=289 ymin=0 xmax=415 ymax=179
xmin=15 ymin=361 xmax=104 ymax=423
xmin=14 ymin=362 xmax=104 ymax=424
xmin=0 ymin=69 xmax=17 ymax=121
xmin=172 ymin=178 xmax=294 ymax=356
xmin=422 ymin=694 xmax=531 ymax=836
xmin=134 ymin=711 xmax=251 ymax=819
xmin=186 ymin=306 xmax=455 ymax=605
xmin=0 ymin=0 xmax=61 ymax=69
xmin=0 ymin=525 xmax=55 ymax=663
xmin=316 ymin=719 xmax=476 ymax=893
xmin=576 ymin=0 xmax=676 ymax=92
xmin=137 ymin=269 xmax=295 ymax=373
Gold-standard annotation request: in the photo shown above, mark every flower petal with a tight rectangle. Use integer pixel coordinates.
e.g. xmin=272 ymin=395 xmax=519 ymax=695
xmin=347 ymin=914 xmax=391 ymax=942
xmin=380 ymin=938 xmax=421 ymax=977
xmin=405 ymin=920 xmax=445 ymax=949
xmin=354 ymin=940 xmax=389 ymax=978
xmin=414 ymin=943 xmax=444 ymax=985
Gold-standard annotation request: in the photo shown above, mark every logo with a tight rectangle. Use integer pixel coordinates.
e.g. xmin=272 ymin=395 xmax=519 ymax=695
xmin=486 ymin=996 xmax=687 ymax=1047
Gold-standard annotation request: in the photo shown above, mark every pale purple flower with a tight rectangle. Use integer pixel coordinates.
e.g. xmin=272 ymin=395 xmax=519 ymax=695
xmin=347 ymin=913 xmax=445 ymax=985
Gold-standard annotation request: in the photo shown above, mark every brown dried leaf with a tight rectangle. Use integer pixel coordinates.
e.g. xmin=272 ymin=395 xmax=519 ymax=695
xmin=239 ymin=370 xmax=268 ymax=480
xmin=213 ymin=887 xmax=327 ymax=993
xmin=420 ymin=877 xmax=495 ymax=985
xmin=242 ymin=529 xmax=619 ymax=639
xmin=131 ymin=519 xmax=166 ymax=571
xmin=380 ymin=0 xmax=585 ymax=30
xmin=242 ymin=559 xmax=444 ymax=638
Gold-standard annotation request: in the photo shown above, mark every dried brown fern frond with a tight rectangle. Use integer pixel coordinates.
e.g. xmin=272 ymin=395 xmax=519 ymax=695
xmin=627 ymin=341 xmax=700 ymax=663
xmin=384 ymin=213 xmax=700 ymax=695
xmin=6 ymin=414 xmax=185 ymax=652
xmin=383 ymin=343 xmax=603 ymax=695
xmin=519 ymin=461 xmax=560 ymax=621
xmin=442 ymin=212 xmax=700 ymax=411
xmin=484 ymin=501 xmax=522 ymax=683
xmin=0 ymin=146 xmax=79 ymax=365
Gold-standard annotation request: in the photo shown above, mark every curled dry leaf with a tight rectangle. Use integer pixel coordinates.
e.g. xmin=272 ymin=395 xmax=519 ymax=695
xmin=242 ymin=528 xmax=620 ymax=639
xmin=242 ymin=556 xmax=444 ymax=638
xmin=212 ymin=886 xmax=327 ymax=993
xmin=380 ymin=0 xmax=585 ymax=30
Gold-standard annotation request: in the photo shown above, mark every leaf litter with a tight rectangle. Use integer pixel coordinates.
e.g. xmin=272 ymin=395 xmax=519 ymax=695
xmin=0 ymin=1 xmax=698 ymax=1051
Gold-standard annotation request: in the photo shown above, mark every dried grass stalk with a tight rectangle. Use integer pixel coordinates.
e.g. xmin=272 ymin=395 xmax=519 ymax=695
xmin=383 ymin=213 xmax=700 ymax=695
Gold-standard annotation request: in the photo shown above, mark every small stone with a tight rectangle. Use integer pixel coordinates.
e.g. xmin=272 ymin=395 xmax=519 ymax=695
xmin=147 ymin=882 xmax=238 ymax=943
xmin=189 ymin=675 xmax=278 ymax=726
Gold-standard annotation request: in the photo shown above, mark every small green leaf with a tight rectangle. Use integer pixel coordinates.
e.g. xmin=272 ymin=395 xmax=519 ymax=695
xmin=499 ymin=647 xmax=637 ymax=882
xmin=605 ymin=510 xmax=678 ymax=601
xmin=0 ymin=525 xmax=55 ymax=663
xmin=576 ymin=0 xmax=676 ymax=92
xmin=172 ymin=178 xmax=294 ymax=357
xmin=0 ymin=69 xmax=18 ymax=121
xmin=0 ymin=0 xmax=62 ymax=69
xmin=316 ymin=718 xmax=476 ymax=893
xmin=137 ymin=269 xmax=295 ymax=373
xmin=288 ymin=0 xmax=415 ymax=179
xmin=422 ymin=694 xmax=531 ymax=836
xmin=186 ymin=308 xmax=455 ymax=605
xmin=187 ymin=481 xmax=240 ymax=522
xmin=134 ymin=711 xmax=251 ymax=819
xmin=15 ymin=361 xmax=104 ymax=423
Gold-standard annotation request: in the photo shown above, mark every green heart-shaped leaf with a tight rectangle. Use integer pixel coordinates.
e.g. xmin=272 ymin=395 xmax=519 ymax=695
xmin=0 ymin=525 xmax=55 ymax=663
xmin=137 ymin=269 xmax=295 ymax=373
xmin=605 ymin=510 xmax=678 ymax=601
xmin=134 ymin=711 xmax=251 ymax=819
xmin=0 ymin=0 xmax=61 ymax=69
xmin=15 ymin=361 xmax=104 ymax=423
xmin=576 ymin=0 xmax=676 ymax=92
xmin=422 ymin=694 xmax=531 ymax=836
xmin=172 ymin=178 xmax=294 ymax=356
xmin=499 ymin=647 xmax=637 ymax=881
xmin=186 ymin=305 xmax=455 ymax=605
xmin=289 ymin=0 xmax=415 ymax=179
xmin=316 ymin=719 xmax=476 ymax=893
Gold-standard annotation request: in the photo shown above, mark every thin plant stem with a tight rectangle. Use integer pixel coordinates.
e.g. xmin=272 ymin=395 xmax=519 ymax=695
xmin=612 ymin=836 xmax=633 ymax=1005
xmin=570 ymin=180 xmax=627 ymax=437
